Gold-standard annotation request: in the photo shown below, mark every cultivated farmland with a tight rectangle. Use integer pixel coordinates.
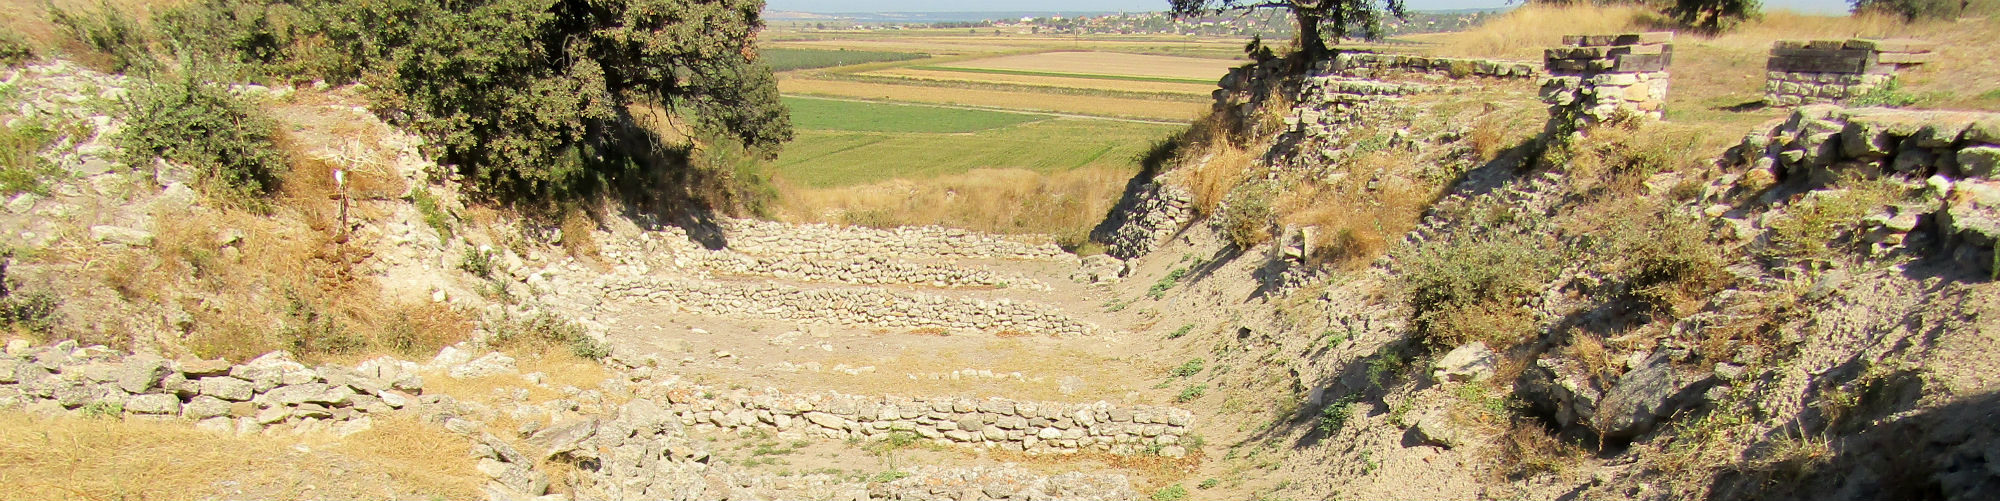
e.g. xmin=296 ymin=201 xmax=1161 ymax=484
xmin=936 ymin=51 xmax=1241 ymax=81
xmin=761 ymin=48 xmax=928 ymax=71
xmin=864 ymin=67 xmax=1219 ymax=96
xmin=777 ymin=77 xmax=1206 ymax=121
xmin=774 ymin=99 xmax=1175 ymax=187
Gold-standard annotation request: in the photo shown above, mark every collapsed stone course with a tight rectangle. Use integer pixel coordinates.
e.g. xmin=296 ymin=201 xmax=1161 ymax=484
xmin=1735 ymin=105 xmax=2000 ymax=273
xmin=1764 ymin=38 xmax=1933 ymax=106
xmin=600 ymin=276 xmax=1097 ymax=336
xmin=1541 ymin=32 xmax=1673 ymax=129
xmin=0 ymin=340 xmax=426 ymax=437
xmin=1091 ymin=181 xmax=1196 ymax=260
xmin=718 ymin=219 xmax=1068 ymax=261
xmin=615 ymin=373 xmax=1196 ymax=457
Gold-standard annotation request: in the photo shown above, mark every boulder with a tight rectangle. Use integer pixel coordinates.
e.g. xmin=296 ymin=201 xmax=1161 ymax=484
xmin=1594 ymin=351 xmax=1717 ymax=440
xmin=198 ymin=376 xmax=256 ymax=401
xmin=89 ymin=225 xmax=154 ymax=247
xmin=114 ymin=355 xmax=171 ymax=394
xmin=526 ymin=419 xmax=599 ymax=460
xmin=124 ymin=393 xmax=180 ymax=415
xmin=1432 ymin=342 xmax=1498 ymax=383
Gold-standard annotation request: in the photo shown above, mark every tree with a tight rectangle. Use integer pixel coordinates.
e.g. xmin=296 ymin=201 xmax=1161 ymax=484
xmin=1850 ymin=0 xmax=1967 ymax=20
xmin=1167 ymin=0 xmax=1407 ymax=62
xmin=1668 ymin=0 xmax=1760 ymax=32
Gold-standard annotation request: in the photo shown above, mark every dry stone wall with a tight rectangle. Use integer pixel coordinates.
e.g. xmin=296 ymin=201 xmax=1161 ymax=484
xmin=1735 ymin=105 xmax=2000 ymax=273
xmin=1318 ymin=52 xmax=1537 ymax=80
xmin=1091 ymin=180 xmax=1197 ymax=260
xmin=1764 ymin=38 xmax=1933 ymax=106
xmin=624 ymin=373 xmax=1196 ymax=457
xmin=719 ymin=219 xmax=1067 ymax=261
xmin=600 ymin=276 xmax=1097 ymax=336
xmin=1541 ymin=32 xmax=1673 ymax=130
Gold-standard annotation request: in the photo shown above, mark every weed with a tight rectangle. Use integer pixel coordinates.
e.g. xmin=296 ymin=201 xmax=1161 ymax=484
xmin=411 ymin=186 xmax=454 ymax=239
xmin=1366 ymin=346 xmax=1409 ymax=389
xmin=1359 ymin=449 xmax=1378 ymax=474
xmin=1496 ymin=422 xmax=1579 ymax=479
xmin=1619 ymin=211 xmax=1731 ymax=316
xmin=1317 ymin=328 xmax=1351 ymax=350
xmin=278 ymin=288 xmax=364 ymax=356
xmin=1170 ymin=358 xmax=1205 ymax=378
xmin=1168 ymin=323 xmax=1195 ymax=339
xmin=1395 ymin=227 xmax=1559 ymax=349
xmin=79 ymin=401 xmax=124 ymax=419
xmin=1848 ymin=77 xmax=1920 ymax=108
xmin=867 ymin=470 xmax=909 ymax=483
xmin=1176 ymin=384 xmax=1208 ymax=403
xmin=1762 ymin=178 xmax=1909 ymax=265
xmin=0 ymin=250 xmax=58 ymax=335
xmin=459 ymin=246 xmax=496 ymax=279
xmin=1218 ymin=180 xmax=1278 ymax=248
xmin=1198 ymin=478 xmax=1220 ymax=489
xmin=1148 ymin=266 xmax=1192 ymax=300
xmin=489 ymin=312 xmax=607 ymax=360
xmin=1151 ymin=484 xmax=1189 ymax=501
xmin=0 ymin=118 xmax=59 ymax=196
xmin=1318 ymin=395 xmax=1358 ymax=434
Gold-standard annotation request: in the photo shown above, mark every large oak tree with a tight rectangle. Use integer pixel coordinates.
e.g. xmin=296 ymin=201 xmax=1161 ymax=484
xmin=1167 ymin=0 xmax=1408 ymax=62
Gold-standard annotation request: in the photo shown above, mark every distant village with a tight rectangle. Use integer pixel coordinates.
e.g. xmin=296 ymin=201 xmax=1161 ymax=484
xmin=781 ymin=10 xmax=1504 ymax=38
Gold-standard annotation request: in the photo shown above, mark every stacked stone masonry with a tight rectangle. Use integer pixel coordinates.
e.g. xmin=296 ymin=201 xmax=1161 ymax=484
xmin=600 ymin=276 xmax=1098 ymax=336
xmin=1318 ymin=52 xmax=1538 ymax=80
xmin=1764 ymin=38 xmax=1933 ymax=106
xmin=627 ymin=375 xmax=1197 ymax=457
xmin=1736 ymin=105 xmax=2000 ymax=273
xmin=1541 ymin=32 xmax=1674 ymax=127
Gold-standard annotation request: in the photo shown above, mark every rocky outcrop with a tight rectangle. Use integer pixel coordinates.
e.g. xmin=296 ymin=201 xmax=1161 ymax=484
xmin=1736 ymin=105 xmax=2000 ymax=275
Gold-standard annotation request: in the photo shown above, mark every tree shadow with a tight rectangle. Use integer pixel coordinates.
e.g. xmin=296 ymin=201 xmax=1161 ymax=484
xmin=1705 ymin=388 xmax=2000 ymax=501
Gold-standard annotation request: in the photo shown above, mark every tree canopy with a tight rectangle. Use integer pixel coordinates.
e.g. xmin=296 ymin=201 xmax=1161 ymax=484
xmin=1167 ymin=0 xmax=1407 ymax=62
xmin=158 ymin=0 xmax=792 ymax=202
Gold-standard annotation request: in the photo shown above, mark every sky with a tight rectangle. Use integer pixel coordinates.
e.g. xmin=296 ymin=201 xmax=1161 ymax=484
xmin=767 ymin=0 xmax=1852 ymax=15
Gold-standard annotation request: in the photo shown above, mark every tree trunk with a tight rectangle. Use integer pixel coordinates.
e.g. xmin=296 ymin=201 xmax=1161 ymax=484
xmin=1296 ymin=9 xmax=1330 ymax=62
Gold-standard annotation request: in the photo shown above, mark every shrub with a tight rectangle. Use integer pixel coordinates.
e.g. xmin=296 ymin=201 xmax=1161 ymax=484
xmin=1396 ymin=229 xmax=1560 ymax=348
xmin=47 ymin=0 xmax=153 ymax=74
xmin=1620 ymin=212 xmax=1730 ymax=315
xmin=1151 ymin=484 xmax=1189 ymax=501
xmin=116 ymin=73 xmax=287 ymax=207
xmin=1669 ymin=0 xmax=1760 ymax=33
xmin=0 ymin=249 xmax=60 ymax=335
xmin=0 ymin=28 xmax=33 ymax=67
xmin=1762 ymin=179 xmax=1907 ymax=264
xmin=1218 ymin=180 xmax=1278 ymax=248
xmin=1168 ymin=323 xmax=1195 ymax=339
xmin=459 ymin=246 xmax=496 ymax=279
xmin=410 ymin=186 xmax=453 ymax=239
xmin=1851 ymin=0 xmax=1965 ymax=20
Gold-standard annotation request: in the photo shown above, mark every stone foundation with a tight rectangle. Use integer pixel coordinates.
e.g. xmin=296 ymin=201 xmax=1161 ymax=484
xmin=1541 ymin=32 xmax=1673 ymax=129
xmin=1764 ymin=38 xmax=1933 ymax=106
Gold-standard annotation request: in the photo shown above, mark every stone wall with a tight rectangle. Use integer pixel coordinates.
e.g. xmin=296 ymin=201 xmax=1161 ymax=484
xmin=1090 ymin=179 xmax=1197 ymax=260
xmin=621 ymin=373 xmax=1197 ymax=457
xmin=1541 ymin=33 xmax=1673 ymax=130
xmin=1317 ymin=52 xmax=1537 ymax=80
xmin=1735 ymin=105 xmax=1999 ymax=273
xmin=600 ymin=276 xmax=1098 ymax=336
xmin=720 ymin=219 xmax=1067 ymax=261
xmin=1764 ymin=39 xmax=1933 ymax=106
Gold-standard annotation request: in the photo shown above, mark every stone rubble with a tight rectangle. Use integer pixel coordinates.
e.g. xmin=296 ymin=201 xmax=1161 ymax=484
xmin=600 ymin=276 xmax=1097 ymax=337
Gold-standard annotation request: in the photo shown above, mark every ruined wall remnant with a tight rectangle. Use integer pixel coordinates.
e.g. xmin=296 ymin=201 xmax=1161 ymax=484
xmin=1764 ymin=38 xmax=1934 ymax=106
xmin=1317 ymin=52 xmax=1537 ymax=80
xmin=1540 ymin=32 xmax=1673 ymax=130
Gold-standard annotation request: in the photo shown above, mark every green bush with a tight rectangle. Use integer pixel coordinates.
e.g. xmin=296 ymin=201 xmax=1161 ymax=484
xmin=47 ymin=0 xmax=153 ymax=74
xmin=1151 ymin=484 xmax=1189 ymax=501
xmin=1218 ymin=180 xmax=1277 ymax=249
xmin=1170 ymin=358 xmax=1205 ymax=378
xmin=1318 ymin=395 xmax=1358 ymax=434
xmin=1762 ymin=180 xmax=1907 ymax=264
xmin=1620 ymin=212 xmax=1730 ymax=315
xmin=1670 ymin=0 xmax=1760 ymax=33
xmin=1395 ymin=229 xmax=1559 ymax=348
xmin=1176 ymin=384 xmax=1208 ymax=403
xmin=1851 ymin=0 xmax=1965 ymax=20
xmin=116 ymin=73 xmax=287 ymax=207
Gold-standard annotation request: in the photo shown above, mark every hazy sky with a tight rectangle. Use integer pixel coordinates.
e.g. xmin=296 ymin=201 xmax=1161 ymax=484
xmin=767 ymin=0 xmax=1852 ymax=15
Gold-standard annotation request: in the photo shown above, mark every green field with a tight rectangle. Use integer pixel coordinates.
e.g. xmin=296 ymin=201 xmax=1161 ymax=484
xmin=773 ymin=114 xmax=1176 ymax=188
xmin=782 ymin=96 xmax=1049 ymax=133
xmin=908 ymin=65 xmax=1218 ymax=85
xmin=763 ymin=48 xmax=928 ymax=72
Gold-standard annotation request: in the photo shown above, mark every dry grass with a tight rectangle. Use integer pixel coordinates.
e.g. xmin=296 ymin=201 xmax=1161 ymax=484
xmin=1423 ymin=4 xmax=1652 ymax=61
xmin=1275 ymin=152 xmax=1434 ymax=269
xmin=938 ymin=51 xmax=1240 ymax=80
xmin=778 ymin=77 xmax=1207 ymax=121
xmin=771 ymin=165 xmax=1131 ymax=248
xmin=1174 ymin=143 xmax=1258 ymax=218
xmin=0 ymin=0 xmax=182 ymax=54
xmin=0 ymin=412 xmax=479 ymax=500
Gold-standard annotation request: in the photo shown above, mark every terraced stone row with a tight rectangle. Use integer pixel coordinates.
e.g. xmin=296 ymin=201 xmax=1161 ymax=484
xmin=602 ymin=276 xmax=1097 ymax=336
xmin=619 ymin=372 xmax=1196 ymax=457
xmin=718 ymin=219 xmax=1068 ymax=261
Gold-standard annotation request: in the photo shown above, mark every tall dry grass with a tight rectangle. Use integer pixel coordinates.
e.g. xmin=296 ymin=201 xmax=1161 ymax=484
xmin=1430 ymin=5 xmax=1653 ymax=60
xmin=769 ymin=165 xmax=1129 ymax=248
xmin=0 ymin=412 xmax=479 ymax=500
